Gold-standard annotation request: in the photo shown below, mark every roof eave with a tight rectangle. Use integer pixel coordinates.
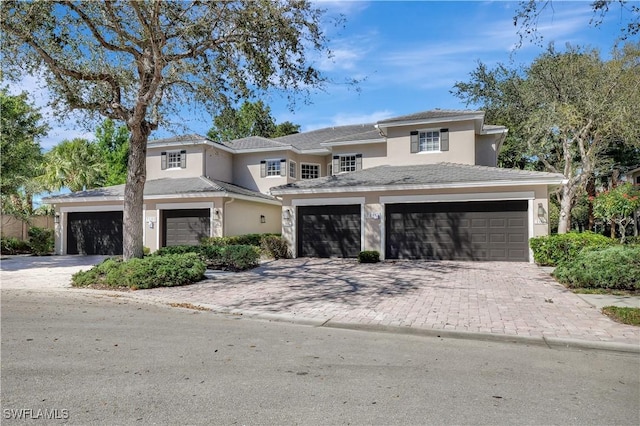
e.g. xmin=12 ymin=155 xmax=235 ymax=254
xmin=270 ymin=178 xmax=567 ymax=196
xmin=320 ymin=138 xmax=386 ymax=147
xmin=376 ymin=113 xmax=485 ymax=130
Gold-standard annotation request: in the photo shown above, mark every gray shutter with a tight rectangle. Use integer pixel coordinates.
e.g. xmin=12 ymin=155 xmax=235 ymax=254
xmin=280 ymin=159 xmax=286 ymax=177
xmin=180 ymin=150 xmax=187 ymax=168
xmin=355 ymin=154 xmax=363 ymax=171
xmin=332 ymin=155 xmax=339 ymax=174
xmin=410 ymin=131 xmax=419 ymax=153
xmin=440 ymin=129 xmax=449 ymax=151
xmin=260 ymin=160 xmax=266 ymax=178
xmin=161 ymin=152 xmax=167 ymax=170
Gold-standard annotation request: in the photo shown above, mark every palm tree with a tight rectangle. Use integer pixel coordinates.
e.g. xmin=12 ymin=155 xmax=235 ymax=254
xmin=39 ymin=138 xmax=106 ymax=192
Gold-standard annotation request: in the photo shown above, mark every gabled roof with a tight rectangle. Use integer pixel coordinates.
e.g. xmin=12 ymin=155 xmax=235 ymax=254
xmin=270 ymin=163 xmax=566 ymax=195
xmin=43 ymin=176 xmax=278 ymax=204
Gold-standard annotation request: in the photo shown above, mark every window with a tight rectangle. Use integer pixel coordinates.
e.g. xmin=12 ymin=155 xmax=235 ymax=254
xmin=331 ymin=154 xmax=362 ymax=174
xmin=410 ymin=129 xmax=449 ymax=153
xmin=289 ymin=161 xmax=297 ymax=179
xmin=340 ymin=155 xmax=356 ymax=172
xmin=161 ymin=150 xmax=186 ymax=170
xmin=266 ymin=160 xmax=281 ymax=176
xmin=168 ymin=152 xmax=182 ymax=168
xmin=301 ymin=163 xmax=319 ymax=179
xmin=419 ymin=130 xmax=440 ymax=152
xmin=261 ymin=159 xmax=286 ymax=177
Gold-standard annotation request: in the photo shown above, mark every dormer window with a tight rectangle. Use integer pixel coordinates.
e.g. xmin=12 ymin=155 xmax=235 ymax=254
xmin=161 ymin=150 xmax=187 ymax=170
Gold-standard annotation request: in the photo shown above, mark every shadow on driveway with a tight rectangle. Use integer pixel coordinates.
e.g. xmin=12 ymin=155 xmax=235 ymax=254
xmin=0 ymin=255 xmax=109 ymax=272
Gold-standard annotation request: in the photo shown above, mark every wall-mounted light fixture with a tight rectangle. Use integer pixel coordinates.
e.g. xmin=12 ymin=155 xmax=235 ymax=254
xmin=260 ymin=214 xmax=266 ymax=224
xmin=537 ymin=203 xmax=547 ymax=223
xmin=54 ymin=214 xmax=60 ymax=224
xmin=283 ymin=209 xmax=291 ymax=220
xmin=214 ymin=208 xmax=221 ymax=219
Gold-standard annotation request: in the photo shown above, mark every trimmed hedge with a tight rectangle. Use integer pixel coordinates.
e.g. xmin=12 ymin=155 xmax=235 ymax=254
xmin=201 ymin=233 xmax=280 ymax=247
xmin=552 ymin=245 xmax=640 ymax=291
xmin=28 ymin=227 xmax=54 ymax=255
xmin=0 ymin=237 xmax=31 ymax=255
xmin=529 ymin=232 xmax=616 ymax=266
xmin=260 ymin=235 xmax=290 ymax=259
xmin=72 ymin=253 xmax=206 ymax=289
xmin=152 ymin=244 xmax=260 ymax=271
xmin=358 ymin=251 xmax=380 ymax=263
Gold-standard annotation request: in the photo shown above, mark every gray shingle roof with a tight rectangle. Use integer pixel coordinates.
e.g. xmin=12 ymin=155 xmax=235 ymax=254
xmin=43 ymin=177 xmax=275 ymax=202
xmin=271 ymin=163 xmax=565 ymax=194
xmin=273 ymin=123 xmax=379 ymax=150
xmin=377 ymin=109 xmax=483 ymax=125
xmin=222 ymin=136 xmax=290 ymax=150
xmin=147 ymin=134 xmax=209 ymax=146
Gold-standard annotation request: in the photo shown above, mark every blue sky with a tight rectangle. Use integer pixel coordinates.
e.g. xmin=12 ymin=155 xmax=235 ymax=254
xmin=11 ymin=1 xmax=634 ymax=150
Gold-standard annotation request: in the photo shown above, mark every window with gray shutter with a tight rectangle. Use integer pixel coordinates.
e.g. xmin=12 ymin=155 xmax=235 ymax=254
xmin=280 ymin=159 xmax=286 ymax=177
xmin=355 ymin=154 xmax=363 ymax=171
xmin=260 ymin=160 xmax=267 ymax=178
xmin=180 ymin=150 xmax=187 ymax=168
xmin=332 ymin=155 xmax=339 ymax=175
xmin=161 ymin=152 xmax=167 ymax=170
xmin=440 ymin=128 xmax=449 ymax=151
xmin=410 ymin=131 xmax=419 ymax=153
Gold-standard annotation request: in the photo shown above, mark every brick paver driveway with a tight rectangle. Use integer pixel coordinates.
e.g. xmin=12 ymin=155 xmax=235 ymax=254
xmin=134 ymin=258 xmax=639 ymax=347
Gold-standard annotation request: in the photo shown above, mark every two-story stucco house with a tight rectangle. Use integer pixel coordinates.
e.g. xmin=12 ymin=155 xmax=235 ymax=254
xmin=45 ymin=109 xmax=566 ymax=261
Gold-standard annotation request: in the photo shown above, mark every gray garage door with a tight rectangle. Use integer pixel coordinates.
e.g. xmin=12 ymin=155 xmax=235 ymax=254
xmin=162 ymin=209 xmax=210 ymax=246
xmin=67 ymin=211 xmax=123 ymax=255
xmin=297 ymin=205 xmax=361 ymax=258
xmin=386 ymin=201 xmax=528 ymax=261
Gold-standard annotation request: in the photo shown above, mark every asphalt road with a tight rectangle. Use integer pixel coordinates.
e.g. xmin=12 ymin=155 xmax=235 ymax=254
xmin=2 ymin=289 xmax=639 ymax=425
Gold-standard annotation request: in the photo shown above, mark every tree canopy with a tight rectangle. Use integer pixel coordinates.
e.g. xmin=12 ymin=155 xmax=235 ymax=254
xmin=39 ymin=138 xmax=106 ymax=192
xmin=1 ymin=0 xmax=333 ymax=259
xmin=95 ymin=119 xmax=129 ymax=186
xmin=0 ymin=89 xmax=47 ymax=196
xmin=453 ymin=43 xmax=640 ymax=233
xmin=207 ymin=100 xmax=300 ymax=142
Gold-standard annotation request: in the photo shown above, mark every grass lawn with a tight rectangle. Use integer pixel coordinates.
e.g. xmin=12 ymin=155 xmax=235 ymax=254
xmin=602 ymin=306 xmax=640 ymax=326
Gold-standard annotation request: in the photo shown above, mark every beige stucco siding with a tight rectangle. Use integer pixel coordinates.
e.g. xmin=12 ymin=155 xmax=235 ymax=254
xmin=203 ymin=147 xmax=233 ymax=182
xmin=384 ymin=120 xmax=476 ymax=166
xmin=233 ymin=151 xmax=290 ymax=193
xmin=279 ymin=183 xmax=553 ymax=260
xmin=224 ymin=199 xmax=282 ymax=236
xmin=331 ymin=143 xmax=389 ymax=169
xmin=475 ymin=134 xmax=499 ymax=167
xmin=146 ymin=146 xmax=205 ymax=180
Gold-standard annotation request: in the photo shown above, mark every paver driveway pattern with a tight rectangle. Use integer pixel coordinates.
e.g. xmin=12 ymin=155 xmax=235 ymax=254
xmin=133 ymin=258 xmax=640 ymax=347
xmin=2 ymin=256 xmax=639 ymax=348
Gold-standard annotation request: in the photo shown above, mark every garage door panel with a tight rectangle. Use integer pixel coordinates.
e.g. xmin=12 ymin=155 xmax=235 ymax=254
xmin=298 ymin=205 xmax=361 ymax=258
xmin=386 ymin=201 xmax=528 ymax=261
xmin=67 ymin=211 xmax=123 ymax=255
xmin=163 ymin=209 xmax=210 ymax=246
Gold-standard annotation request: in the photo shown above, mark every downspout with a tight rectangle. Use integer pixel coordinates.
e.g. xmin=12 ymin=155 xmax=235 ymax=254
xmin=223 ymin=198 xmax=235 ymax=236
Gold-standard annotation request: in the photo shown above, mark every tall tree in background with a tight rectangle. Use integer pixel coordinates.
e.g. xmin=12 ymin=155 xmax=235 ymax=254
xmin=2 ymin=1 xmax=333 ymax=259
xmin=514 ymin=0 xmax=639 ymax=46
xmin=39 ymin=138 xmax=106 ymax=192
xmin=95 ymin=119 xmax=129 ymax=186
xmin=0 ymin=89 xmax=48 ymax=215
xmin=453 ymin=43 xmax=640 ymax=234
xmin=207 ymin=100 xmax=300 ymax=142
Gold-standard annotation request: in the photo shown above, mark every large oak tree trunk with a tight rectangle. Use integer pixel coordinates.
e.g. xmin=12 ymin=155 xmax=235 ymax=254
xmin=123 ymin=123 xmax=150 ymax=260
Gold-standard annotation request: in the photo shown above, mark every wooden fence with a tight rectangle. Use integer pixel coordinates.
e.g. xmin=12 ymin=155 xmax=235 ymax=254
xmin=1 ymin=215 xmax=55 ymax=240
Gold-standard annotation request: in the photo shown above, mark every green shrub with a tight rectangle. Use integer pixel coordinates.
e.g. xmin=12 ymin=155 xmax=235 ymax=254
xmin=221 ymin=245 xmax=261 ymax=271
xmin=27 ymin=227 xmax=54 ymax=255
xmin=260 ymin=235 xmax=290 ymax=259
xmin=529 ymin=232 xmax=616 ymax=266
xmin=72 ymin=253 xmax=206 ymax=289
xmin=552 ymin=246 xmax=640 ymax=291
xmin=624 ymin=236 xmax=640 ymax=246
xmin=0 ymin=237 xmax=31 ymax=255
xmin=358 ymin=251 xmax=380 ymax=263
xmin=202 ymin=233 xmax=280 ymax=247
